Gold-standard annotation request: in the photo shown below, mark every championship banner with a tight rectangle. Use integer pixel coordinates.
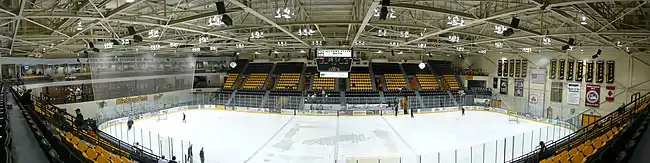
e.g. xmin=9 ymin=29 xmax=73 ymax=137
xmin=531 ymin=69 xmax=546 ymax=84
xmin=515 ymin=60 xmax=521 ymax=78
xmin=497 ymin=60 xmax=503 ymax=76
xmin=585 ymin=84 xmax=601 ymax=107
xmin=549 ymin=59 xmax=557 ymax=79
xmin=596 ymin=61 xmax=604 ymax=83
xmin=566 ymin=60 xmax=575 ymax=81
xmin=606 ymin=61 xmax=615 ymax=83
xmin=567 ymin=83 xmax=581 ymax=105
xmin=521 ymin=60 xmax=528 ymax=77
xmin=509 ymin=59 xmax=515 ymax=77
xmin=586 ymin=61 xmax=594 ymax=82
xmin=529 ymin=90 xmax=545 ymax=115
xmin=576 ymin=60 xmax=584 ymax=82
xmin=503 ymin=60 xmax=509 ymax=77
xmin=514 ymin=79 xmax=524 ymax=97
xmin=606 ymin=86 xmax=615 ymax=102
xmin=493 ymin=77 xmax=498 ymax=88
xmin=558 ymin=59 xmax=566 ymax=80
xmin=551 ymin=82 xmax=563 ymax=102
xmin=500 ymin=78 xmax=508 ymax=95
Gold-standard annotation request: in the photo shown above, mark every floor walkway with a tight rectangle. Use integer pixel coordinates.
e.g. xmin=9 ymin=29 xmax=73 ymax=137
xmin=628 ymin=118 xmax=650 ymax=163
xmin=6 ymin=89 xmax=51 ymax=163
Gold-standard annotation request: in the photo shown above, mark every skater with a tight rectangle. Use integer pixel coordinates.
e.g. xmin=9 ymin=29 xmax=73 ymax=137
xmin=127 ymin=118 xmax=134 ymax=130
xmin=410 ymin=109 xmax=414 ymax=118
xmin=461 ymin=107 xmax=465 ymax=116
xmin=393 ymin=101 xmax=398 ymax=116
xmin=186 ymin=144 xmax=193 ymax=162
xmin=168 ymin=156 xmax=178 ymax=163
xmin=199 ymin=147 xmax=205 ymax=163
xmin=183 ymin=113 xmax=187 ymax=123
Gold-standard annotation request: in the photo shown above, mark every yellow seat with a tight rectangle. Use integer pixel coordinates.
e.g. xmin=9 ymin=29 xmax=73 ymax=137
xmin=582 ymin=144 xmax=595 ymax=157
xmin=570 ymin=152 xmax=585 ymax=163
xmin=65 ymin=132 xmax=73 ymax=140
xmin=96 ymin=155 xmax=110 ymax=163
xmin=83 ymin=148 xmax=99 ymax=161
xmin=568 ymin=148 xmax=578 ymax=156
xmin=71 ymin=136 xmax=80 ymax=146
xmin=121 ymin=156 xmax=131 ymax=163
xmin=111 ymin=156 xmax=123 ymax=163
xmin=76 ymin=142 xmax=89 ymax=152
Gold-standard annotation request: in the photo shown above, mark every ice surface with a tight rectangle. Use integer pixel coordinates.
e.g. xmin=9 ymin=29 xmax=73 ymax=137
xmin=101 ymin=110 xmax=572 ymax=163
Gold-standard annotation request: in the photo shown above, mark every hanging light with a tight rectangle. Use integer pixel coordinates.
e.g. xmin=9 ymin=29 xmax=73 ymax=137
xmin=456 ymin=47 xmax=465 ymax=51
xmin=417 ymin=43 xmax=427 ymax=48
xmin=169 ymin=42 xmax=178 ymax=48
xmin=298 ymin=28 xmax=315 ymax=36
xmin=76 ymin=22 xmax=83 ymax=31
xmin=277 ymin=41 xmax=287 ymax=46
xmin=207 ymin=15 xmax=225 ymax=26
xmin=104 ymin=42 xmax=113 ymax=49
xmin=447 ymin=16 xmax=466 ymax=27
xmin=389 ymin=42 xmax=400 ymax=46
xmin=150 ymin=44 xmax=161 ymax=50
xmin=494 ymin=25 xmax=507 ymax=34
xmin=199 ymin=37 xmax=209 ymax=43
xmin=521 ymin=48 xmax=532 ymax=53
xmin=400 ymin=31 xmax=410 ymax=38
xmin=236 ymin=44 xmax=244 ymax=48
xmin=448 ymin=35 xmax=460 ymax=43
xmin=377 ymin=29 xmax=387 ymax=37
xmin=191 ymin=48 xmax=200 ymax=52
xmin=478 ymin=50 xmax=488 ymax=54
xmin=580 ymin=16 xmax=588 ymax=25
xmin=418 ymin=63 xmax=426 ymax=69
xmin=312 ymin=41 xmax=322 ymax=46
xmin=355 ymin=41 xmax=365 ymax=46
xmin=148 ymin=29 xmax=160 ymax=38
xmin=616 ymin=41 xmax=622 ymax=47
xmin=210 ymin=47 xmax=218 ymax=51
xmin=542 ymin=37 xmax=551 ymax=45
xmin=495 ymin=42 xmax=504 ymax=48
xmin=275 ymin=8 xmax=294 ymax=19
xmin=250 ymin=31 xmax=264 ymax=39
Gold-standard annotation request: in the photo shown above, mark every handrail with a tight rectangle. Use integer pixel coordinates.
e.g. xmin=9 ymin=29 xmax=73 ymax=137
xmin=509 ymin=91 xmax=650 ymax=162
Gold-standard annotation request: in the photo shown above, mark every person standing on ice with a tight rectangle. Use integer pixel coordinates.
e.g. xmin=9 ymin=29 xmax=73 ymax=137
xmin=127 ymin=118 xmax=134 ymax=130
xmin=186 ymin=144 xmax=193 ymax=162
xmin=461 ymin=107 xmax=466 ymax=116
xmin=182 ymin=113 xmax=187 ymax=123
xmin=410 ymin=108 xmax=414 ymax=118
xmin=199 ymin=147 xmax=205 ymax=163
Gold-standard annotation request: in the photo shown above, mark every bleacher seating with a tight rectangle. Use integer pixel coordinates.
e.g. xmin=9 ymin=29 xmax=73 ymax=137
xmin=416 ymin=74 xmax=439 ymax=90
xmin=0 ymin=87 xmax=13 ymax=163
xmin=223 ymin=73 xmax=239 ymax=89
xmin=383 ymin=74 xmax=407 ymax=91
xmin=275 ymin=73 xmax=301 ymax=90
xmin=242 ymin=73 xmax=268 ymax=89
xmin=311 ymin=74 xmax=335 ymax=91
xmin=443 ymin=75 xmax=460 ymax=90
xmin=349 ymin=73 xmax=373 ymax=91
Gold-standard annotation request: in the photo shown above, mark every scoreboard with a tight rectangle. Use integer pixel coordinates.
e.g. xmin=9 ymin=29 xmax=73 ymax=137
xmin=316 ymin=49 xmax=352 ymax=78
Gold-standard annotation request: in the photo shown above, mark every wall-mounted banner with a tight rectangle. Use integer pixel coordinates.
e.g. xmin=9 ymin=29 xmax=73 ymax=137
xmin=515 ymin=60 xmax=521 ymax=78
xmin=500 ymin=78 xmax=509 ymax=95
xmin=531 ymin=69 xmax=546 ymax=84
xmin=606 ymin=86 xmax=616 ymax=102
xmin=585 ymin=84 xmax=601 ymax=107
xmin=576 ymin=60 xmax=584 ymax=81
xmin=529 ymin=90 xmax=545 ymax=115
xmin=493 ymin=77 xmax=498 ymax=88
xmin=503 ymin=60 xmax=509 ymax=77
xmin=509 ymin=59 xmax=515 ymax=77
xmin=514 ymin=79 xmax=524 ymax=97
xmin=497 ymin=60 xmax=503 ymax=76
xmin=549 ymin=59 xmax=557 ymax=79
xmin=567 ymin=83 xmax=581 ymax=105
xmin=596 ymin=61 xmax=604 ymax=83
xmin=606 ymin=61 xmax=615 ymax=83
xmin=521 ymin=60 xmax=528 ymax=77
xmin=558 ymin=59 xmax=566 ymax=80
xmin=551 ymin=82 xmax=563 ymax=102
xmin=586 ymin=61 xmax=594 ymax=82
xmin=566 ymin=60 xmax=575 ymax=81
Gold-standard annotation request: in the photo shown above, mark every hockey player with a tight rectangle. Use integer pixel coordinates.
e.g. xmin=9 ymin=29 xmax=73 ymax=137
xmin=186 ymin=144 xmax=193 ymax=162
xmin=182 ymin=113 xmax=187 ymax=123
xmin=461 ymin=107 xmax=466 ymax=116
xmin=127 ymin=119 xmax=134 ymax=130
xmin=199 ymin=148 xmax=205 ymax=163
xmin=410 ymin=109 xmax=414 ymax=118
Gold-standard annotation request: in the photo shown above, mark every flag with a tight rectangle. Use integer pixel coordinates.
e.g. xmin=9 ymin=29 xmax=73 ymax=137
xmin=606 ymin=86 xmax=615 ymax=102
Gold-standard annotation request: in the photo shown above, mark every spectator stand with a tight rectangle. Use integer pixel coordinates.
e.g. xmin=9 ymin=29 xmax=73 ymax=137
xmin=0 ymin=85 xmax=15 ymax=163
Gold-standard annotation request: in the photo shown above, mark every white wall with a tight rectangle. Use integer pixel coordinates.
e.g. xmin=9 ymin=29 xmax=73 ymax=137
xmin=56 ymin=89 xmax=194 ymax=119
xmin=464 ymin=47 xmax=650 ymax=118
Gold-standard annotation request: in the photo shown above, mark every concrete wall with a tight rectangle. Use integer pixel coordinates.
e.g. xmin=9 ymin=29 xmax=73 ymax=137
xmin=464 ymin=47 xmax=650 ymax=118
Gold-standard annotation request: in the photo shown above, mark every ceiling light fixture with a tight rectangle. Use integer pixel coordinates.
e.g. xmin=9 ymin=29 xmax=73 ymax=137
xmin=191 ymin=48 xmax=200 ymax=52
xmin=199 ymin=37 xmax=209 ymax=43
xmin=273 ymin=50 xmax=279 ymax=54
xmin=120 ymin=39 xmax=129 ymax=45
xmin=478 ymin=50 xmax=488 ymax=54
xmin=521 ymin=48 xmax=532 ymax=53
xmin=494 ymin=25 xmax=507 ymax=34
xmin=389 ymin=42 xmax=400 ymax=46
xmin=373 ymin=8 xmax=397 ymax=18
xmin=377 ymin=50 xmax=383 ymax=53
xmin=169 ymin=42 xmax=178 ymax=48
xmin=298 ymin=28 xmax=315 ymax=36
xmin=207 ymin=15 xmax=225 ymax=26
xmin=250 ymin=31 xmax=264 ymax=39
xmin=150 ymin=44 xmax=161 ymax=50
xmin=580 ymin=16 xmax=588 ymax=25
xmin=236 ymin=44 xmax=244 ymax=48
xmin=274 ymin=8 xmax=294 ymax=19
xmin=103 ymin=42 xmax=113 ymax=49
xmin=417 ymin=43 xmax=427 ymax=48
xmin=495 ymin=42 xmax=504 ymax=48
xmin=447 ymin=16 xmax=466 ymax=27
xmin=125 ymin=0 xmax=134 ymax=3
xmin=312 ymin=41 xmax=322 ymax=46
xmin=355 ymin=41 xmax=365 ymax=46
xmin=542 ymin=37 xmax=551 ymax=45
xmin=448 ymin=35 xmax=460 ymax=43
xmin=377 ymin=29 xmax=387 ymax=37
xmin=210 ymin=47 xmax=218 ymax=51
xmin=400 ymin=31 xmax=410 ymax=38
xmin=254 ymin=51 xmax=260 ymax=54
xmin=456 ymin=47 xmax=465 ymax=51
xmin=76 ymin=22 xmax=83 ymax=31
xmin=148 ymin=29 xmax=160 ymax=38
xmin=277 ymin=41 xmax=287 ymax=46
xmin=300 ymin=50 xmax=306 ymax=53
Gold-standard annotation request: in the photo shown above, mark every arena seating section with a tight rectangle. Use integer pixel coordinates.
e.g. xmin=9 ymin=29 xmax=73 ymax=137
xmin=349 ymin=73 xmax=373 ymax=91
xmin=273 ymin=63 xmax=304 ymax=90
xmin=223 ymin=73 xmax=239 ymax=89
xmin=241 ymin=63 xmax=272 ymax=90
xmin=428 ymin=61 xmax=461 ymax=90
xmin=0 ymin=87 xmax=13 ymax=163
xmin=311 ymin=73 xmax=335 ymax=91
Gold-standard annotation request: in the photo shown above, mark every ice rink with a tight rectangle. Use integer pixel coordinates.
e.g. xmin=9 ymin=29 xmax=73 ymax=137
xmin=101 ymin=109 xmax=573 ymax=163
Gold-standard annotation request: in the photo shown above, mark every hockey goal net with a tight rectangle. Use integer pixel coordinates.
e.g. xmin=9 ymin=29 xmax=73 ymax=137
xmin=156 ymin=110 xmax=168 ymax=121
xmin=508 ymin=111 xmax=520 ymax=123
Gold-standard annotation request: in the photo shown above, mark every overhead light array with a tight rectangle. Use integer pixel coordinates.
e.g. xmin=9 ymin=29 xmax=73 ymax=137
xmin=400 ymin=31 xmax=410 ymax=38
xmin=275 ymin=8 xmax=294 ymax=19
xmin=456 ymin=47 xmax=465 ymax=51
xmin=377 ymin=29 xmax=387 ymax=37
xmin=250 ymin=31 xmax=264 ymax=39
xmin=580 ymin=15 xmax=588 ymax=25
xmin=236 ymin=44 xmax=244 ymax=48
xmin=150 ymin=44 xmax=160 ymax=50
xmin=373 ymin=8 xmax=397 ymax=19
xmin=447 ymin=16 xmax=466 ymax=27
xmin=273 ymin=50 xmax=279 ymax=54
xmin=417 ymin=43 xmax=427 ymax=48
xmin=169 ymin=42 xmax=178 ymax=48
xmin=207 ymin=15 xmax=225 ymax=26
xmin=298 ymin=28 xmax=315 ymax=36
xmin=300 ymin=50 xmax=306 ymax=53
xmin=616 ymin=41 xmax=622 ymax=47
xmin=495 ymin=42 xmax=504 ymax=48
xmin=494 ymin=25 xmax=507 ymax=34
xmin=312 ymin=41 xmax=322 ymax=46
xmin=210 ymin=47 xmax=218 ymax=51
xmin=377 ymin=50 xmax=383 ymax=53
xmin=120 ymin=39 xmax=130 ymax=45
xmin=104 ymin=42 xmax=113 ymax=49
xmin=390 ymin=42 xmax=400 ymax=46
xmin=448 ymin=35 xmax=460 ymax=43
xmin=542 ymin=37 xmax=552 ymax=45
xmin=277 ymin=41 xmax=287 ymax=46
xmin=398 ymin=51 xmax=403 ymax=54
xmin=355 ymin=41 xmax=365 ymax=46
xmin=125 ymin=0 xmax=134 ymax=3
xmin=76 ymin=22 xmax=83 ymax=31
xmin=148 ymin=29 xmax=160 ymax=38
xmin=478 ymin=50 xmax=488 ymax=54
xmin=521 ymin=48 xmax=532 ymax=53
xmin=254 ymin=51 xmax=261 ymax=54
xmin=192 ymin=48 xmax=200 ymax=52
xmin=199 ymin=37 xmax=209 ymax=43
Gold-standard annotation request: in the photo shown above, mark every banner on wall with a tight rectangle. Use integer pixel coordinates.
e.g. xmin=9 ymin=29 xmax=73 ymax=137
xmin=493 ymin=77 xmax=498 ymax=88
xmin=514 ymin=79 xmax=524 ymax=97
xmin=529 ymin=90 xmax=545 ymax=115
xmin=500 ymin=78 xmax=508 ymax=95
xmin=606 ymin=61 xmax=615 ymax=83
xmin=606 ymin=86 xmax=616 ymax=102
xmin=558 ymin=59 xmax=566 ymax=80
xmin=515 ymin=60 xmax=521 ymax=78
xmin=551 ymin=82 xmax=563 ymax=102
xmin=509 ymin=59 xmax=515 ymax=77
xmin=521 ymin=60 xmax=528 ymax=77
xmin=549 ymin=59 xmax=557 ymax=79
xmin=503 ymin=60 xmax=509 ymax=77
xmin=585 ymin=84 xmax=601 ymax=107
xmin=567 ymin=60 xmax=575 ymax=81
xmin=497 ymin=60 xmax=503 ymax=76
xmin=567 ymin=83 xmax=581 ymax=105
xmin=596 ymin=61 xmax=604 ymax=83
xmin=576 ymin=60 xmax=584 ymax=81
xmin=531 ymin=69 xmax=546 ymax=84
xmin=586 ymin=61 xmax=594 ymax=82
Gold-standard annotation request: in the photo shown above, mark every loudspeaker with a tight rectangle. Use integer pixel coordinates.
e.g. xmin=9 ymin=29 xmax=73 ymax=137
xmin=391 ymin=50 xmax=395 ymax=56
xmin=127 ymin=26 xmax=136 ymax=35
xmin=88 ymin=42 xmax=95 ymax=48
xmin=562 ymin=45 xmax=571 ymax=50
xmin=379 ymin=7 xmax=388 ymax=20
xmin=510 ymin=18 xmax=520 ymax=28
xmin=596 ymin=49 xmax=602 ymax=55
xmin=567 ymin=38 xmax=575 ymax=45
xmin=380 ymin=0 xmax=391 ymax=6
xmin=222 ymin=14 xmax=233 ymax=26
xmin=92 ymin=48 xmax=99 ymax=52
xmin=133 ymin=35 xmax=143 ymax=42
xmin=216 ymin=2 xmax=226 ymax=14
xmin=502 ymin=28 xmax=514 ymax=37
xmin=111 ymin=40 xmax=120 ymax=45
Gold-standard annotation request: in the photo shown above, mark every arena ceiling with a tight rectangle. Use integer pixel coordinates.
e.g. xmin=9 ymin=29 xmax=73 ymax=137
xmin=0 ymin=0 xmax=649 ymax=58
